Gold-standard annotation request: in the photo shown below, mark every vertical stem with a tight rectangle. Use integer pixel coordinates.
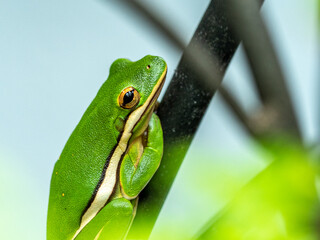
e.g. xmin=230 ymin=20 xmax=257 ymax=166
xmin=128 ymin=1 xmax=240 ymax=238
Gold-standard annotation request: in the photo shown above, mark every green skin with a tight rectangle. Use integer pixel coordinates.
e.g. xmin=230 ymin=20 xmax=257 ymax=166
xmin=47 ymin=55 xmax=166 ymax=240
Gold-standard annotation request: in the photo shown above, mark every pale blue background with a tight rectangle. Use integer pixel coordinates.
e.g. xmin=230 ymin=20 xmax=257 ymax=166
xmin=0 ymin=0 xmax=318 ymax=239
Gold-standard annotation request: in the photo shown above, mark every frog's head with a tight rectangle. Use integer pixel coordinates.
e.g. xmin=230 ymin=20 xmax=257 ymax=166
xmin=98 ymin=55 xmax=167 ymax=141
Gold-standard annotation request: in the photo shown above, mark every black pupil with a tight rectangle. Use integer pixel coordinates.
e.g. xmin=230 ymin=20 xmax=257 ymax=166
xmin=123 ymin=90 xmax=134 ymax=104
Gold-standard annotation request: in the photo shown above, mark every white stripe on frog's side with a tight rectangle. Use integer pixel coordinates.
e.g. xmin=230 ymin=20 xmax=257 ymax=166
xmin=72 ymin=66 xmax=167 ymax=240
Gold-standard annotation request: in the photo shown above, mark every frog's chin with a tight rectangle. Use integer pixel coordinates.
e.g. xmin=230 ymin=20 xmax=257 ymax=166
xmin=129 ymin=68 xmax=166 ymax=143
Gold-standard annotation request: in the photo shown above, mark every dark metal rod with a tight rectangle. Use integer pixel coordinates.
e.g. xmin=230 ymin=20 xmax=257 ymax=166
xmin=123 ymin=0 xmax=244 ymax=238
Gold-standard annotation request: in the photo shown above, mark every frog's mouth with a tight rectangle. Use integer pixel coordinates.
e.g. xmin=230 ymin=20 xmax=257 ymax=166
xmin=130 ymin=71 xmax=167 ymax=141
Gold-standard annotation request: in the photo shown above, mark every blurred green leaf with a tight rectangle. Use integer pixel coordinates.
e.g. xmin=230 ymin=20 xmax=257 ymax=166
xmin=196 ymin=140 xmax=320 ymax=240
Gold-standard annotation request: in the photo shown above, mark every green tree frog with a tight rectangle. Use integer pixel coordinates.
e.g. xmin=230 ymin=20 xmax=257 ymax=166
xmin=47 ymin=55 xmax=167 ymax=240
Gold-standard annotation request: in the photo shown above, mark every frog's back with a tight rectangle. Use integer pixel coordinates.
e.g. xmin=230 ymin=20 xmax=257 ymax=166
xmin=47 ymin=81 xmax=119 ymax=240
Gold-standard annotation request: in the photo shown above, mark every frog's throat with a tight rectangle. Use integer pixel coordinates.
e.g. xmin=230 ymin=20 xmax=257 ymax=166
xmin=71 ymin=66 xmax=167 ymax=239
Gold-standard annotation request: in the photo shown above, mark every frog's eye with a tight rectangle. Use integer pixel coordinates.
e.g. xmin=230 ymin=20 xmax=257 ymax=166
xmin=118 ymin=87 xmax=140 ymax=109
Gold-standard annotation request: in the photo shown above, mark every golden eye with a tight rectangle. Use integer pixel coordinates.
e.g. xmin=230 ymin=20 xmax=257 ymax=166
xmin=118 ymin=87 xmax=140 ymax=109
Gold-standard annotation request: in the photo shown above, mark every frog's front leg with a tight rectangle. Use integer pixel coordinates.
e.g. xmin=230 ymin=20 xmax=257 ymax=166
xmin=120 ymin=113 xmax=163 ymax=199
xmin=75 ymin=198 xmax=134 ymax=240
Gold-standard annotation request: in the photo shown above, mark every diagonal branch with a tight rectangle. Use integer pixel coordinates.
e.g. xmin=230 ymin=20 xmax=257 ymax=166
xmin=224 ymin=0 xmax=301 ymax=140
xmin=113 ymin=0 xmax=250 ymax=239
